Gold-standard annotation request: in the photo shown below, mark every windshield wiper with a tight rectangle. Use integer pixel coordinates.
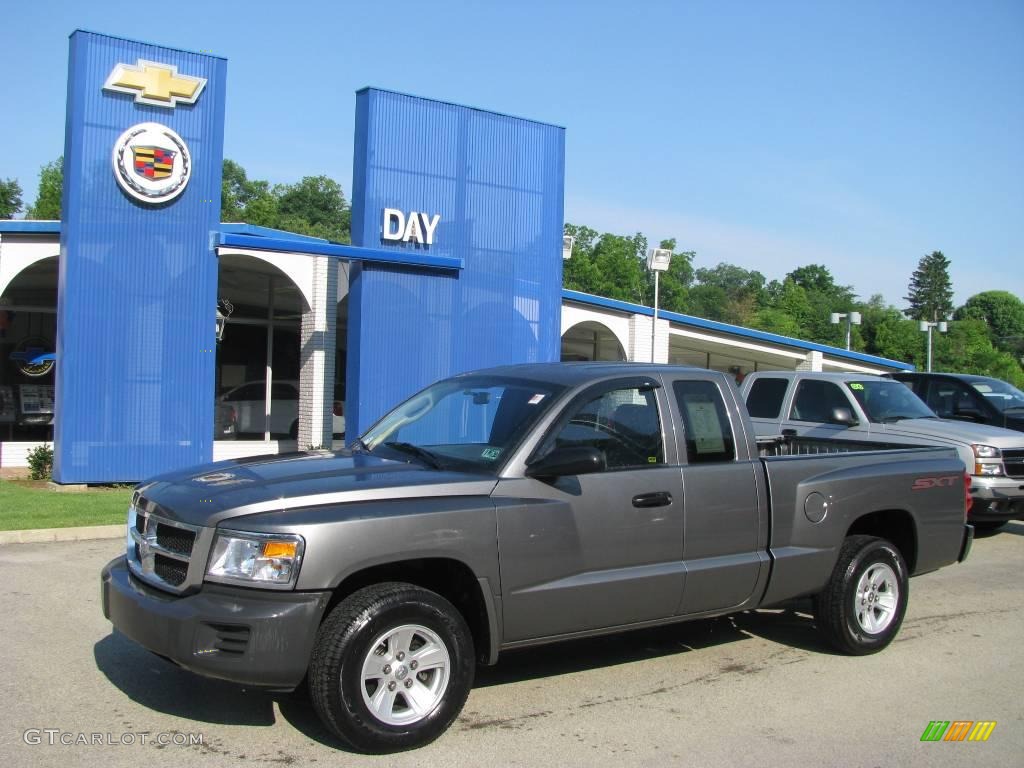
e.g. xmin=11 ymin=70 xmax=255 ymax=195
xmin=382 ymin=441 xmax=445 ymax=469
xmin=878 ymin=414 xmax=932 ymax=423
xmin=348 ymin=437 xmax=370 ymax=454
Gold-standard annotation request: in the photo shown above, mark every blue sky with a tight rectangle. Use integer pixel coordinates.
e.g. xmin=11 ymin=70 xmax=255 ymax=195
xmin=2 ymin=0 xmax=1021 ymax=308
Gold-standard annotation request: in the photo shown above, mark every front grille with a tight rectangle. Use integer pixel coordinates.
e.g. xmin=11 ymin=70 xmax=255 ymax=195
xmin=155 ymin=523 xmax=196 ymax=556
xmin=154 ymin=555 xmax=188 ymax=586
xmin=1002 ymin=449 xmax=1024 ymax=479
xmin=127 ymin=503 xmax=201 ymax=594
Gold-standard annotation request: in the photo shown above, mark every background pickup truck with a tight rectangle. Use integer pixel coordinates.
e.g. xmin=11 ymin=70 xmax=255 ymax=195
xmin=741 ymin=370 xmax=1024 ymax=530
xmin=102 ymin=363 xmax=972 ymax=753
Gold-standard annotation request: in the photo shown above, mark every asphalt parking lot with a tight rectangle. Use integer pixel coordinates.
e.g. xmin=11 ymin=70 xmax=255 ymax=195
xmin=0 ymin=526 xmax=1021 ymax=768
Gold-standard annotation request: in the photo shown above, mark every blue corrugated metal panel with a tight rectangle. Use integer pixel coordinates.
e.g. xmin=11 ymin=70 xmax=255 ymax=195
xmin=216 ymin=232 xmax=463 ymax=270
xmin=347 ymin=89 xmax=565 ymax=437
xmin=54 ymin=31 xmax=226 ymax=482
xmin=0 ymin=221 xmax=62 ymax=233
xmin=562 ymin=289 xmax=915 ymax=371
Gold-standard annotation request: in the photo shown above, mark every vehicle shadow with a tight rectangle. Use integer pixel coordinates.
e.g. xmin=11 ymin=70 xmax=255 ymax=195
xmin=94 ymin=631 xmax=350 ymax=750
xmin=474 ymin=600 xmax=834 ymax=688
xmin=95 ymin=601 xmax=833 ymax=752
xmin=975 ymin=521 xmax=1024 ymax=538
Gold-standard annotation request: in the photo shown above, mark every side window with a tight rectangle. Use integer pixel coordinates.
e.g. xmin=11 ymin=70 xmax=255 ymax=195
xmin=745 ymin=378 xmax=788 ymax=418
xmin=926 ymin=380 xmax=957 ymax=418
xmin=672 ymin=380 xmax=736 ymax=463
xmin=546 ymin=386 xmax=664 ymax=470
xmin=928 ymin=380 xmax=983 ymax=419
xmin=790 ymin=380 xmax=850 ymax=423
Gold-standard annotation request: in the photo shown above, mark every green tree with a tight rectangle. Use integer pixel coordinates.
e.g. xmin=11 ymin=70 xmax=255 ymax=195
xmin=562 ymin=223 xmax=603 ymax=295
xmin=955 ymin=290 xmax=1024 ymax=358
xmin=275 ymin=175 xmax=351 ymax=242
xmin=0 ymin=178 xmax=23 ymax=218
xmin=784 ymin=264 xmax=856 ymax=346
xmin=689 ymin=263 xmax=766 ymax=325
xmin=905 ymin=250 xmax=954 ymax=322
xmin=25 ymin=157 xmax=63 ymax=219
xmin=858 ymin=295 xmax=923 ymax=366
xmin=934 ymin=318 xmax=1024 ymax=387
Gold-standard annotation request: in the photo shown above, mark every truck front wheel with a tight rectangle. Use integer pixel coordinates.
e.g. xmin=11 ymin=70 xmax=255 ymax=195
xmin=308 ymin=582 xmax=475 ymax=753
xmin=813 ymin=535 xmax=909 ymax=655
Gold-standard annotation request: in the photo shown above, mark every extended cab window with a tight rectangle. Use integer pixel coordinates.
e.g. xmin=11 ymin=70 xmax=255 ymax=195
xmin=745 ymin=378 xmax=788 ymax=418
xmin=546 ymin=386 xmax=664 ymax=470
xmin=789 ymin=380 xmax=851 ymax=423
xmin=672 ymin=380 xmax=736 ymax=463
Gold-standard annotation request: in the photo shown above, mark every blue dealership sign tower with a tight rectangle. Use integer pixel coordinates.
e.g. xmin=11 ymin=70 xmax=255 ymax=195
xmin=346 ymin=89 xmax=566 ymax=437
xmin=55 ymin=31 xmax=226 ymax=482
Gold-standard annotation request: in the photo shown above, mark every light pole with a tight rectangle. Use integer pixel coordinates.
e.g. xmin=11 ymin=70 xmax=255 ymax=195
xmin=830 ymin=311 xmax=861 ymax=350
xmin=646 ymin=248 xmax=672 ymax=363
xmin=919 ymin=319 xmax=948 ymax=372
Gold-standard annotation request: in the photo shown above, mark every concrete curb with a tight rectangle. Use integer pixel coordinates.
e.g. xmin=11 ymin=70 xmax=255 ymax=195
xmin=0 ymin=524 xmax=124 ymax=546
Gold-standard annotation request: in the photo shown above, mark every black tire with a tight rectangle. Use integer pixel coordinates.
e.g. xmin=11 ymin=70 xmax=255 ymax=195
xmin=972 ymin=521 xmax=1006 ymax=532
xmin=309 ymin=582 xmax=474 ymax=753
xmin=813 ymin=535 xmax=909 ymax=655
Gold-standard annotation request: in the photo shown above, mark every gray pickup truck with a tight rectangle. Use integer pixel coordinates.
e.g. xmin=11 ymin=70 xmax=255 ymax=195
xmin=741 ymin=370 xmax=1024 ymax=530
xmin=102 ymin=363 xmax=972 ymax=753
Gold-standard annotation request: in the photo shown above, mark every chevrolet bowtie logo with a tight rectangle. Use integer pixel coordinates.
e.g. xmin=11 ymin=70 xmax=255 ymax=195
xmin=103 ymin=59 xmax=207 ymax=108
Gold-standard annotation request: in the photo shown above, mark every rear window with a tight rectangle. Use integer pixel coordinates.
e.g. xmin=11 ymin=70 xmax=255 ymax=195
xmin=745 ymin=378 xmax=788 ymax=418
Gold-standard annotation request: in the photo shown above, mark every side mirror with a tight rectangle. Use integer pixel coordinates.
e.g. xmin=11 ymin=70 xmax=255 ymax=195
xmin=830 ymin=407 xmax=858 ymax=426
xmin=526 ymin=446 xmax=606 ymax=479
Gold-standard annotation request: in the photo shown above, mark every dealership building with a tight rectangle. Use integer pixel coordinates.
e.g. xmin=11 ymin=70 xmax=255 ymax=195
xmin=0 ymin=31 xmax=911 ymax=483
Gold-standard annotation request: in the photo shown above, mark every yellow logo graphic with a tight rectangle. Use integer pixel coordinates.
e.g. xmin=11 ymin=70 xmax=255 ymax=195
xmin=103 ymin=60 xmax=206 ymax=108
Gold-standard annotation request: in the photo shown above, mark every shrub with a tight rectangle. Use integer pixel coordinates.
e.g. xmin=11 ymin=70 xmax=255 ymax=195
xmin=26 ymin=444 xmax=54 ymax=481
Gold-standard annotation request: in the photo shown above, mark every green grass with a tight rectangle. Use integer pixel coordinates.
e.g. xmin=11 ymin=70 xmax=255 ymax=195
xmin=0 ymin=480 xmax=132 ymax=531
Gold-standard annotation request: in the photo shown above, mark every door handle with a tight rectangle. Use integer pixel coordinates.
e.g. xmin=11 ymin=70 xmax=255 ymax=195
xmin=632 ymin=491 xmax=672 ymax=508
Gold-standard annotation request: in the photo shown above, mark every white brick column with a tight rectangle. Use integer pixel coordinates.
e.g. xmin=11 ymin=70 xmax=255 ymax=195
xmin=627 ymin=314 xmax=670 ymax=363
xmin=797 ymin=350 xmax=824 ymax=371
xmin=298 ymin=256 xmax=337 ymax=449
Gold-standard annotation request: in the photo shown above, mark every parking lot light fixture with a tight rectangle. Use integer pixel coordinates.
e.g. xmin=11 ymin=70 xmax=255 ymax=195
xmin=919 ymin=319 xmax=948 ymax=372
xmin=830 ymin=311 xmax=861 ymax=351
xmin=646 ymin=248 xmax=673 ymax=363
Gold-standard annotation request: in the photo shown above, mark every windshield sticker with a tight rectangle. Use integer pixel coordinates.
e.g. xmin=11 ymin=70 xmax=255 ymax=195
xmin=528 ymin=393 xmax=546 ymax=405
xmin=481 ymin=447 xmax=502 ymax=460
xmin=849 ymin=383 xmax=864 ymax=391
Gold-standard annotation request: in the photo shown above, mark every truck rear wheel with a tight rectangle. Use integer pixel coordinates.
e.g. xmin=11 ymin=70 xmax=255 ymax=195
xmin=813 ymin=535 xmax=908 ymax=655
xmin=308 ymin=582 xmax=474 ymax=753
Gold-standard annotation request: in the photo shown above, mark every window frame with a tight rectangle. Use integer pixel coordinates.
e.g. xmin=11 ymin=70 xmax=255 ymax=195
xmin=529 ymin=376 xmax=669 ymax=473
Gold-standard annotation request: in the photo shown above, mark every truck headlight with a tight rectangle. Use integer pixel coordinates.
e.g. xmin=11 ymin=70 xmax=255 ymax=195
xmin=972 ymin=444 xmax=1001 ymax=459
xmin=974 ymin=463 xmax=1004 ymax=477
xmin=206 ymin=530 xmax=304 ymax=589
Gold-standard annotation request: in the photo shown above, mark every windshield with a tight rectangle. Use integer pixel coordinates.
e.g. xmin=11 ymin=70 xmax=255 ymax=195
xmin=969 ymin=379 xmax=1024 ymax=413
xmin=360 ymin=375 xmax=566 ymax=473
xmin=846 ymin=380 xmax=936 ymax=423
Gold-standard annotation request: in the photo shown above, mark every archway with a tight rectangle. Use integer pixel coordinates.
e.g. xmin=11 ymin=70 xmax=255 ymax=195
xmin=215 ymin=254 xmax=309 ymax=441
xmin=0 ymin=256 xmax=58 ymax=440
xmin=561 ymin=321 xmax=627 ymax=362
